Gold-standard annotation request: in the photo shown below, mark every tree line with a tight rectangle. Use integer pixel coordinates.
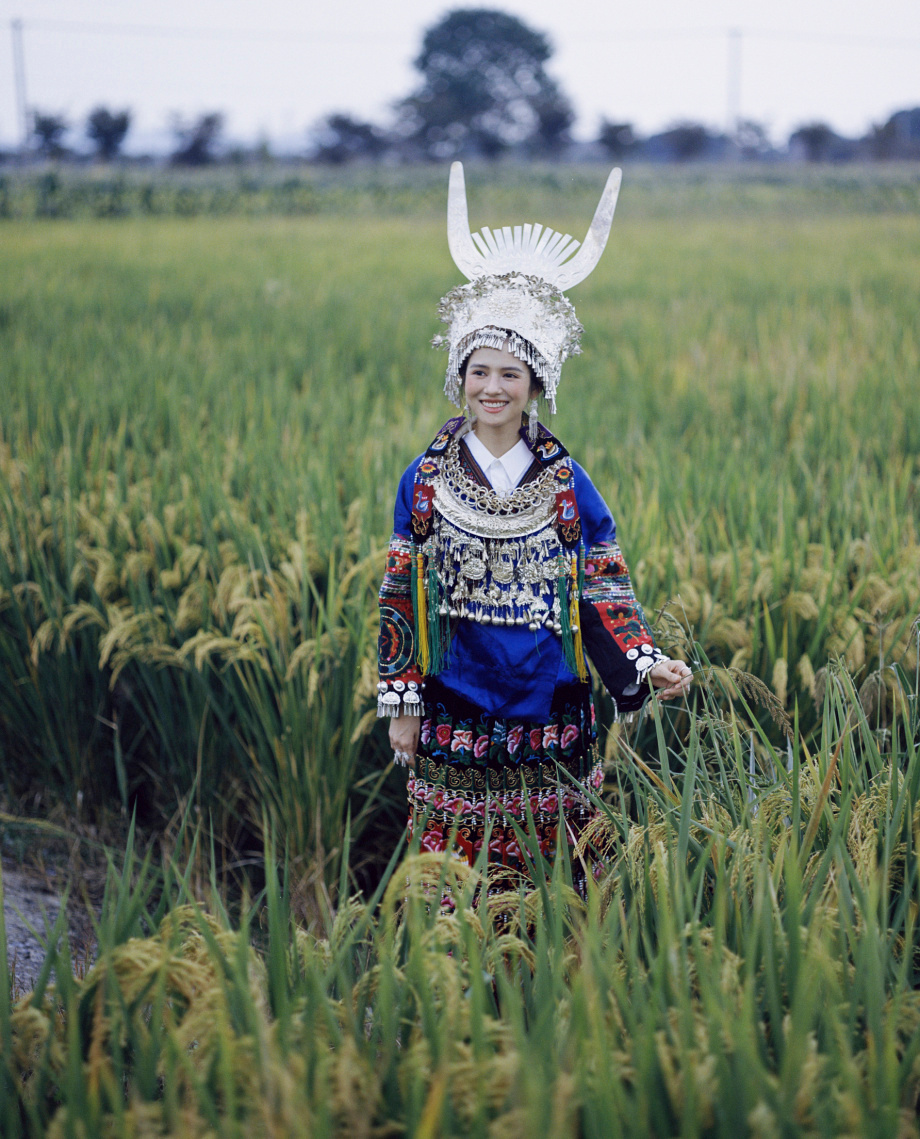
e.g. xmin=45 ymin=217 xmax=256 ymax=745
xmin=15 ymin=8 xmax=920 ymax=165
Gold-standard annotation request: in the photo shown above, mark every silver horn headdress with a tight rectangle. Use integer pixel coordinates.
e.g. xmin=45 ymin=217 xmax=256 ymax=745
xmin=433 ymin=162 xmax=622 ymax=413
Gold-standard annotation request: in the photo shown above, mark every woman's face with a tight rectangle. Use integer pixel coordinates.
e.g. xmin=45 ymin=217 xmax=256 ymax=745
xmin=463 ymin=343 xmax=535 ymax=433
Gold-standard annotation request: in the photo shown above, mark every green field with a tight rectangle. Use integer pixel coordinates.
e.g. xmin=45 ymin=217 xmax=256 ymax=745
xmin=2 ymin=165 xmax=920 ymax=1135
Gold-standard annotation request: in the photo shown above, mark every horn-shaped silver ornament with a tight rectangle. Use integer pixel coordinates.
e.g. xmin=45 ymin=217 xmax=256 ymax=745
xmin=446 ymin=161 xmax=622 ymax=289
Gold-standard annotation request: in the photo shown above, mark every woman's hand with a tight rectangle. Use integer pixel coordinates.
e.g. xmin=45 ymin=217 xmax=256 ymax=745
xmin=389 ymin=714 xmax=421 ymax=770
xmin=648 ymin=658 xmax=692 ymax=701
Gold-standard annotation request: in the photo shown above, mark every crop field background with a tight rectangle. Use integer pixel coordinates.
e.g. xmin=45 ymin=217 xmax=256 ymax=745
xmin=1 ymin=163 xmax=920 ymax=1136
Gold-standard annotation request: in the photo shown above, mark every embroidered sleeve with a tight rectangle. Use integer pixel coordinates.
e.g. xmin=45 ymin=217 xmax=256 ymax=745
xmin=579 ymin=545 xmax=665 ymax=714
xmin=377 ymin=534 xmax=425 ymax=718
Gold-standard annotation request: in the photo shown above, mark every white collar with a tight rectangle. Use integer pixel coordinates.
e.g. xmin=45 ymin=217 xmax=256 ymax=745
xmin=465 ymin=431 xmax=533 ymax=491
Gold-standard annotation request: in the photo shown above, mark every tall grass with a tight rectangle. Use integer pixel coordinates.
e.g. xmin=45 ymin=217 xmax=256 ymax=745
xmin=2 ymin=668 xmax=920 ymax=1136
xmin=1 ymin=169 xmax=919 ymax=889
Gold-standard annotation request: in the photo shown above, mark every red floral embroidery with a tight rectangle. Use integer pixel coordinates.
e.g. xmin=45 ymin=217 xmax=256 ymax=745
xmin=435 ymin=724 xmax=452 ymax=746
xmin=451 ymin=730 xmax=473 ymax=752
xmin=507 ymin=725 xmax=523 ymax=755
xmin=420 ymin=826 xmax=446 ymax=852
xmin=560 ymin=723 xmax=580 ymax=750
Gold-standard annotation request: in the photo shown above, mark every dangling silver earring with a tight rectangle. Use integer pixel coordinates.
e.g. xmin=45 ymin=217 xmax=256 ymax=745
xmin=463 ymin=400 xmax=474 ymax=428
xmin=527 ymin=398 xmax=539 ymax=443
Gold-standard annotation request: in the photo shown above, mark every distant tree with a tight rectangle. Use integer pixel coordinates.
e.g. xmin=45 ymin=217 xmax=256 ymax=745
xmin=86 ymin=107 xmax=131 ymax=161
xmin=170 ymin=113 xmax=224 ymax=166
xmin=310 ymin=114 xmax=388 ymax=164
xmin=733 ymin=119 xmax=771 ymax=160
xmin=867 ymin=108 xmax=920 ymax=160
xmin=657 ymin=121 xmax=711 ymax=162
xmin=30 ymin=110 xmax=68 ymax=157
xmin=597 ymin=120 xmax=637 ymax=160
xmin=530 ymin=84 xmax=575 ymax=155
xmin=396 ymin=8 xmax=573 ymax=160
xmin=789 ymin=122 xmax=836 ymax=162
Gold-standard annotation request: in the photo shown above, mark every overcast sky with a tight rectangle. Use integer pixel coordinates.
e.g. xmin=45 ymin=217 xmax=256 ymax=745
xmin=2 ymin=0 xmax=919 ymax=151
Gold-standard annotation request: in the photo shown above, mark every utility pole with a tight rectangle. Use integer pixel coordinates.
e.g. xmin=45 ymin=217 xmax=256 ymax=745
xmin=727 ymin=27 xmax=742 ymax=136
xmin=11 ymin=18 xmax=29 ymax=149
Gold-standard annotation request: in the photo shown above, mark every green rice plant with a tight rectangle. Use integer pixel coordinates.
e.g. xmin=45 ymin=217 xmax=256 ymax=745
xmin=1 ymin=169 xmax=919 ymax=888
xmin=1 ymin=162 xmax=919 ymax=222
xmin=3 ymin=665 xmax=920 ymax=1137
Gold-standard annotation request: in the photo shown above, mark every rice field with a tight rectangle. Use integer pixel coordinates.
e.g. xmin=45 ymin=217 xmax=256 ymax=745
xmin=1 ymin=164 xmax=919 ymax=1135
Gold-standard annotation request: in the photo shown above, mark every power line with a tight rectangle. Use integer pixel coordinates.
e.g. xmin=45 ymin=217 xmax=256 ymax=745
xmin=17 ymin=18 xmax=412 ymax=44
xmin=15 ymin=17 xmax=920 ymax=50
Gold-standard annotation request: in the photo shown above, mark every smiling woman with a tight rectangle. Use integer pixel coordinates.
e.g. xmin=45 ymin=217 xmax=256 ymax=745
xmin=378 ymin=164 xmax=691 ymax=897
xmin=462 ymin=342 xmax=535 ymax=448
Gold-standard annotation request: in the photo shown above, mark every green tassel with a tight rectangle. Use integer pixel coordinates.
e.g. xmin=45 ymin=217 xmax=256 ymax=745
xmin=426 ymin=547 xmax=451 ymax=675
xmin=557 ymin=558 xmax=580 ymax=677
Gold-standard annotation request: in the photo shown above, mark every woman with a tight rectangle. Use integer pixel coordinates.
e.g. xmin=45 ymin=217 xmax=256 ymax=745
xmin=378 ymin=164 xmax=691 ymax=892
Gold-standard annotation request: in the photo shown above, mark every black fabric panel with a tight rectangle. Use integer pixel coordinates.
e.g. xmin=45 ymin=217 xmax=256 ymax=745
xmin=579 ymin=600 xmax=648 ymax=714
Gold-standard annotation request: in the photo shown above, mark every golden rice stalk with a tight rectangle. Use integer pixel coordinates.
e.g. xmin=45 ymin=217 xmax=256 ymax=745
xmin=798 ymin=653 xmax=816 ymax=699
xmin=772 ymin=657 xmax=788 ymax=707
xmin=349 ymin=708 xmax=379 ymax=745
xmin=98 ymin=607 xmax=168 ymax=667
xmin=137 ymin=511 xmax=168 ymax=554
xmin=827 ymin=613 xmax=867 ymax=673
xmin=229 ymin=581 xmax=293 ymax=645
xmin=213 ymin=562 xmax=254 ymax=621
xmin=327 ymin=1034 xmax=382 ymax=1139
xmin=673 ymin=581 xmax=702 ymax=625
xmin=650 ymin=605 xmax=694 ymax=655
xmin=177 ymin=630 xmax=267 ymax=673
xmin=122 ymin=550 xmax=156 ymax=586
xmin=860 ymin=572 xmax=900 ymax=616
xmin=653 ymin=1016 xmax=719 ymax=1130
xmin=382 ymin=853 xmax=480 ymax=929
xmin=708 ymin=615 xmax=752 ymax=655
xmin=750 ymin=566 xmax=776 ymax=602
xmin=784 ymin=591 xmax=820 ymax=621
xmin=353 ymin=653 xmax=382 ymax=708
xmin=10 ymin=580 xmax=45 ymax=615
xmin=29 ymin=617 xmax=63 ymax=663
xmin=9 ymin=998 xmax=66 ymax=1099
xmin=694 ymin=666 xmax=793 ymax=735
xmin=847 ymin=772 xmax=908 ymax=889
xmin=175 ymin=579 xmax=213 ymax=634
xmin=439 ymin=1038 xmax=519 ymax=1128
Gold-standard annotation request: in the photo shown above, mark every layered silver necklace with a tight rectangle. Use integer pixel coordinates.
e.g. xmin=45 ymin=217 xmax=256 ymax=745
xmin=429 ymin=439 xmax=566 ymax=634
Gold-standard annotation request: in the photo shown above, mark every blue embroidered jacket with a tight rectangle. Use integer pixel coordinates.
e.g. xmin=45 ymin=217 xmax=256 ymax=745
xmin=377 ymin=420 xmax=664 ymax=723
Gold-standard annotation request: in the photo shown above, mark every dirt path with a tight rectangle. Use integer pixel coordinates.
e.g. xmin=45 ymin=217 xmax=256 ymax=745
xmin=2 ymin=857 xmax=94 ymax=995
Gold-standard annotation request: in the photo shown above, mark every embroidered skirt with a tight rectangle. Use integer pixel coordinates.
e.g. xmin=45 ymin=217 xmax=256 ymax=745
xmin=407 ymin=678 xmax=603 ymax=896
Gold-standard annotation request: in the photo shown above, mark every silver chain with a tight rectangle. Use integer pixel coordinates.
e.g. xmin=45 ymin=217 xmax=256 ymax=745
xmin=439 ymin=436 xmax=562 ymax=515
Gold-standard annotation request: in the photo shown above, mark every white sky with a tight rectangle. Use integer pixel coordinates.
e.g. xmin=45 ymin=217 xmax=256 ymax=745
xmin=2 ymin=0 xmax=919 ymax=151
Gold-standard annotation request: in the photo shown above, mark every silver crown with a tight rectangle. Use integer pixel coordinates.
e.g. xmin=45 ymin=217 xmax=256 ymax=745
xmin=436 ymin=163 xmax=622 ymax=412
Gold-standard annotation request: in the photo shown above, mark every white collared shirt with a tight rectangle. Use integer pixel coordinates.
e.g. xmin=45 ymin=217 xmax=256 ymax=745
xmin=465 ymin=431 xmax=533 ymax=496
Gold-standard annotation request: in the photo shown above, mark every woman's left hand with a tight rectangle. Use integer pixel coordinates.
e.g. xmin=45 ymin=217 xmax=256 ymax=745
xmin=648 ymin=658 xmax=692 ymax=701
